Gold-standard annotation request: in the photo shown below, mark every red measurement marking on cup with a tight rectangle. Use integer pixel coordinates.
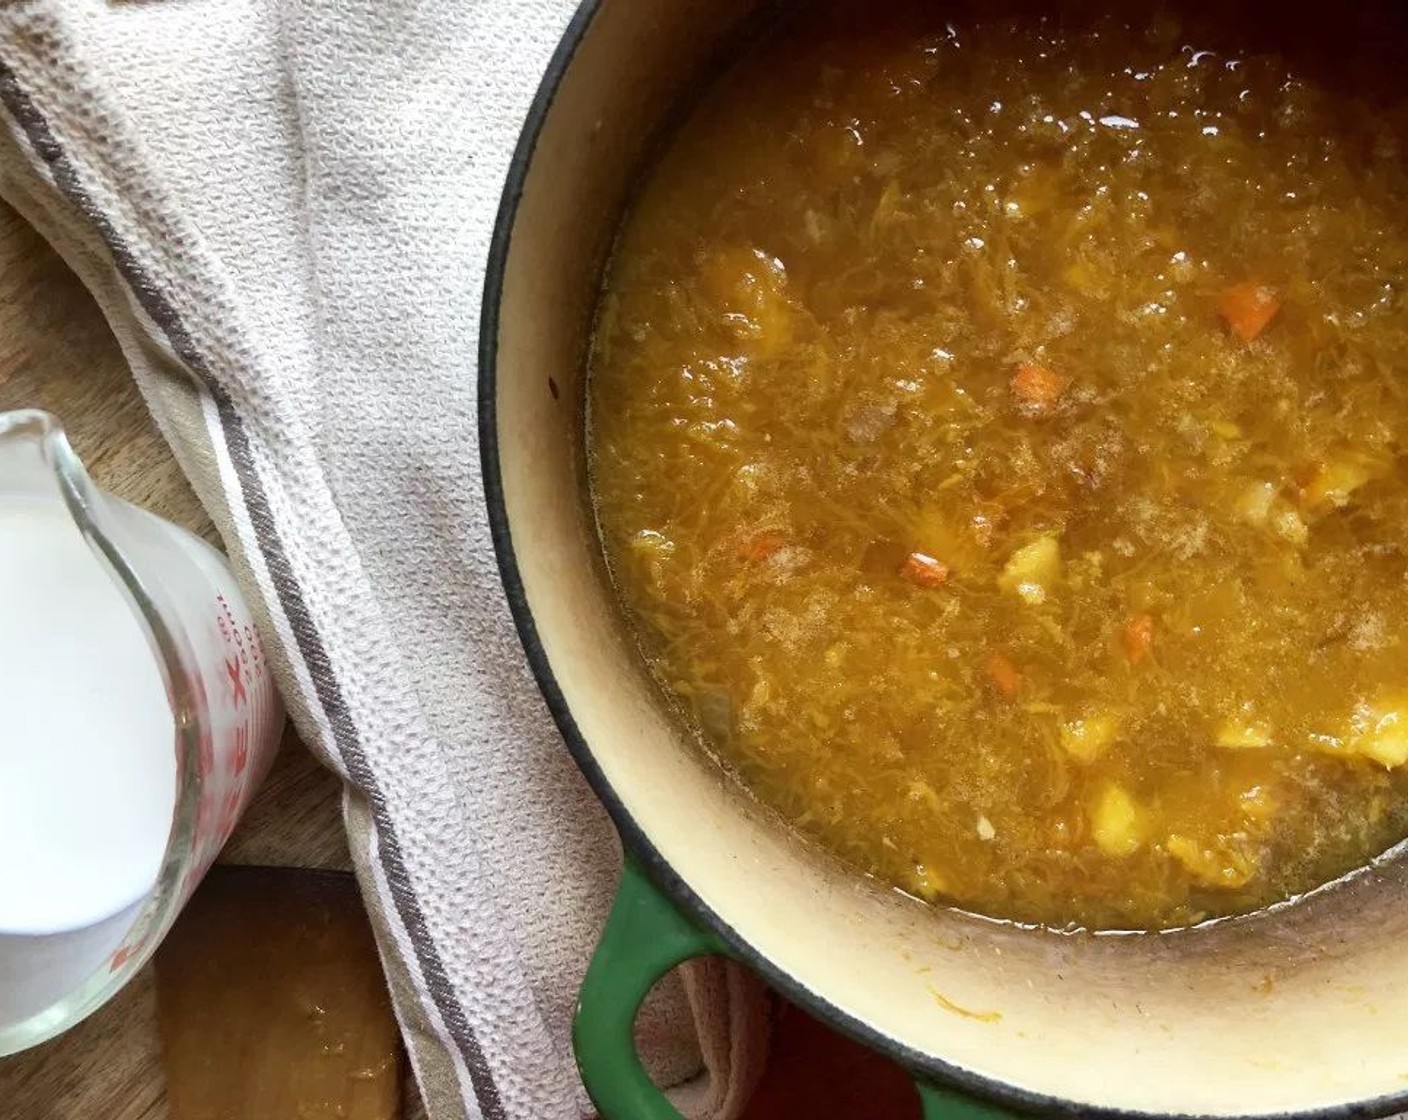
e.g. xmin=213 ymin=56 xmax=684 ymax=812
xmin=209 ymin=597 xmax=257 ymax=852
xmin=225 ymin=655 xmax=247 ymax=707
xmin=233 ymin=724 xmax=250 ymax=777
xmin=197 ymin=725 xmax=216 ymax=777
xmin=109 ymin=934 xmax=149 ymax=972
xmin=216 ymin=596 xmax=251 ymax=709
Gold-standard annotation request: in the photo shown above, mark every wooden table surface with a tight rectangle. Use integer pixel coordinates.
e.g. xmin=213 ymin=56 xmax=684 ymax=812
xmin=0 ymin=201 xmax=915 ymax=1120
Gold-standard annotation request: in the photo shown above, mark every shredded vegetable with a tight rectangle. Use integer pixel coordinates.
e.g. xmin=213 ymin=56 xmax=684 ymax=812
xmin=588 ymin=4 xmax=1408 ymax=929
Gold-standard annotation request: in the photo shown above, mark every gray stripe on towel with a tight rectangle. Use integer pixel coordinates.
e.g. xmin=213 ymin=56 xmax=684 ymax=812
xmin=0 ymin=57 xmax=505 ymax=1120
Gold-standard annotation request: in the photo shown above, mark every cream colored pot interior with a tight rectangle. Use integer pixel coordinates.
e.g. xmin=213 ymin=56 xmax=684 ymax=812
xmin=489 ymin=1 xmax=1408 ymax=1114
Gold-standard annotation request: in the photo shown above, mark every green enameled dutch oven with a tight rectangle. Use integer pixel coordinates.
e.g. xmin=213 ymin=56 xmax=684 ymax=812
xmin=479 ymin=3 xmax=1408 ymax=1117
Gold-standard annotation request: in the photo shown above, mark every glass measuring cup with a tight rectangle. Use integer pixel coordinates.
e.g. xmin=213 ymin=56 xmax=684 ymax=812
xmin=0 ymin=409 xmax=284 ymax=1055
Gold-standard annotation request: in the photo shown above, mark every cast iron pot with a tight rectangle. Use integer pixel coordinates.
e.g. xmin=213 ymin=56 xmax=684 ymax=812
xmin=479 ymin=3 xmax=1408 ymax=1117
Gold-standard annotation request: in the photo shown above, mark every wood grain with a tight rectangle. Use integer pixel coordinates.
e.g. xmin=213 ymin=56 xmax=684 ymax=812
xmin=0 ymin=201 xmax=386 ymax=1117
xmin=156 ymin=869 xmax=401 ymax=1120
xmin=1 ymin=975 xmax=166 ymax=1120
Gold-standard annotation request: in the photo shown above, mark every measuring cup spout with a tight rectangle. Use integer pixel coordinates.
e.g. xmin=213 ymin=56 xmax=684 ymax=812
xmin=0 ymin=406 xmax=205 ymax=762
xmin=0 ymin=409 xmax=284 ymax=1055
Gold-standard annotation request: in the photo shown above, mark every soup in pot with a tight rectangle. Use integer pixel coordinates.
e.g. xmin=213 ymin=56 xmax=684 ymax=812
xmin=588 ymin=2 xmax=1408 ymax=930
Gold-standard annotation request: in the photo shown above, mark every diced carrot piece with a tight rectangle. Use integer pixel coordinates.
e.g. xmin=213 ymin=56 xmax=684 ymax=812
xmin=985 ymin=652 xmax=1021 ymax=698
xmin=1217 ymin=283 xmax=1282 ymax=343
xmin=1123 ymin=614 xmax=1155 ymax=663
xmin=900 ymin=552 xmax=950 ymax=588
xmin=1010 ymin=362 xmax=1068 ymax=411
xmin=738 ymin=532 xmax=786 ymax=563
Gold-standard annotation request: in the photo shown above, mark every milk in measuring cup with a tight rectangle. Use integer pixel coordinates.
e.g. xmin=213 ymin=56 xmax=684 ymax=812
xmin=0 ymin=496 xmax=177 ymax=1023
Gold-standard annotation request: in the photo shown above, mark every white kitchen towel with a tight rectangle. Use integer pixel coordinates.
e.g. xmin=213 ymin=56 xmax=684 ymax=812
xmin=0 ymin=2 xmax=772 ymax=1118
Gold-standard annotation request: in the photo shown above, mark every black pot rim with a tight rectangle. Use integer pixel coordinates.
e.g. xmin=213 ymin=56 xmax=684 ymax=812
xmin=475 ymin=4 xmax=1408 ymax=1118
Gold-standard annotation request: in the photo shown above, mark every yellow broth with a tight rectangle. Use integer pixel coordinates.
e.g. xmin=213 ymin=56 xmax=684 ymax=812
xmin=587 ymin=3 xmax=1408 ymax=929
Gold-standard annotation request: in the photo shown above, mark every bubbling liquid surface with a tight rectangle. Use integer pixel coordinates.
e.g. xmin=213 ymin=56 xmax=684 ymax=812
xmin=589 ymin=3 xmax=1408 ymax=929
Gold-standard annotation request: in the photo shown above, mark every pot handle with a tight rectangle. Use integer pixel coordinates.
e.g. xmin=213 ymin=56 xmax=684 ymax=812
xmin=916 ymin=1081 xmax=1024 ymax=1118
xmin=576 ymin=858 xmax=1025 ymax=1119
xmin=574 ymin=857 xmax=729 ymax=1120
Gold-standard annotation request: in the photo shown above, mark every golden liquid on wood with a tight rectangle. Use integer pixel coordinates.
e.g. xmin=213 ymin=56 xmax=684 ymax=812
xmin=588 ymin=2 xmax=1408 ymax=929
